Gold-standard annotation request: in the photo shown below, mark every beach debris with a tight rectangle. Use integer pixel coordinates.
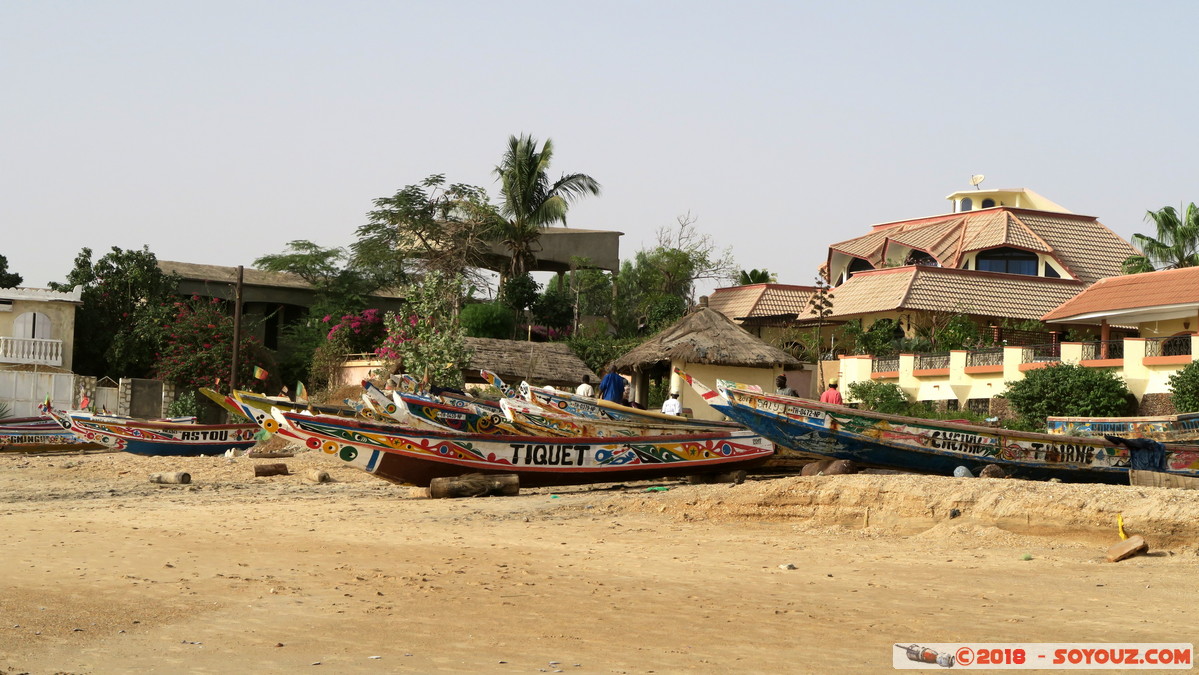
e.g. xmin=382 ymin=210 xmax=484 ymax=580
xmin=801 ymin=459 xmax=858 ymax=476
xmin=149 ymin=472 xmax=191 ymax=485
xmin=949 ymin=508 xmax=962 ymax=519
xmin=779 ymin=563 xmax=797 ymax=570
xmin=1117 ymin=513 xmax=1128 ymax=540
xmin=645 ymin=486 xmax=670 ymax=492
xmin=253 ymin=463 xmax=290 ymax=478
xmin=305 ymin=469 xmax=331 ymax=483
xmin=979 ymin=464 xmax=1007 ymax=478
xmin=1021 ymin=553 xmax=1033 ymax=561
xmin=953 ymin=466 xmax=974 ymax=478
xmin=428 ymin=473 xmax=519 ymax=499
xmin=1106 ymin=534 xmax=1149 ymax=562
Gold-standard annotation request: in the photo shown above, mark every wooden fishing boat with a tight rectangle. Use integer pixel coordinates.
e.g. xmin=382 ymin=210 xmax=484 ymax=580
xmin=0 ymin=416 xmax=105 ymax=453
xmin=674 ymin=369 xmax=1199 ymax=484
xmin=45 ymin=408 xmax=260 ymax=457
xmin=520 ymin=380 xmax=740 ymax=432
xmin=500 ymin=397 xmax=740 ymax=438
xmin=272 ymin=409 xmax=774 ymax=487
xmin=360 ymin=381 xmax=522 ymax=435
xmin=1047 ymin=413 xmax=1199 ymax=442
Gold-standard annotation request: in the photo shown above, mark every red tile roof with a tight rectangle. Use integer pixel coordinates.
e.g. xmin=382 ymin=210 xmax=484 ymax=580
xmin=1041 ymin=267 xmax=1199 ymax=322
xmin=828 ymin=266 xmax=1084 ymax=321
xmin=707 ymin=284 xmax=817 ymax=322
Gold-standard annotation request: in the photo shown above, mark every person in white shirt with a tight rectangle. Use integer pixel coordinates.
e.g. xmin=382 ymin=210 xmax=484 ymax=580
xmin=661 ymin=391 xmax=682 ymax=416
xmin=575 ymin=374 xmax=595 ymax=397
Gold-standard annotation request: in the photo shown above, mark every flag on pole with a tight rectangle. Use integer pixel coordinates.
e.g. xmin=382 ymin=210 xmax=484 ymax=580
xmin=253 ymin=366 xmax=269 ymax=381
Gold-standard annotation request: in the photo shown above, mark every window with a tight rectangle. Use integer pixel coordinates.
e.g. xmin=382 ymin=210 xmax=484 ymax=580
xmin=1044 ymin=264 xmax=1061 ymax=278
xmin=13 ymin=311 xmax=52 ymax=339
xmin=845 ymin=257 xmax=874 ymax=281
xmin=981 ymin=198 xmax=995 ymax=208
xmin=975 ymin=247 xmax=1038 ymax=276
xmin=960 ymin=197 xmax=973 ymax=212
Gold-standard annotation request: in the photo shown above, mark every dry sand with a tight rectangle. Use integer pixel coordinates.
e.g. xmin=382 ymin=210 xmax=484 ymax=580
xmin=1 ymin=447 xmax=1197 ymax=674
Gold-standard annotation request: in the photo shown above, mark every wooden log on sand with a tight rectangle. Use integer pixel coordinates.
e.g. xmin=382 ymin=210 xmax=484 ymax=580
xmin=428 ymin=474 xmax=519 ymax=499
xmin=305 ymin=469 xmax=331 ymax=483
xmin=253 ymin=463 xmax=290 ymax=477
xmin=149 ymin=472 xmax=191 ymax=484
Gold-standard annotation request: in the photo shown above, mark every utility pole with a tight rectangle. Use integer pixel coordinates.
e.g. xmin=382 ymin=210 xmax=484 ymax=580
xmin=230 ymin=266 xmax=244 ymax=394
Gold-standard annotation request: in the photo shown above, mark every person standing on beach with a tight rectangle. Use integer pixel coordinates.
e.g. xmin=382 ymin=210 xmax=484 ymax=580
xmin=820 ymin=379 xmax=843 ymax=405
xmin=599 ymin=366 xmax=626 ymax=403
xmin=575 ymin=374 xmax=595 ymax=397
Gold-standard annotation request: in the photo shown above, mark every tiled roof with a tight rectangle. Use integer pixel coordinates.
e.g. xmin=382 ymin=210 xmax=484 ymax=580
xmin=827 ymin=266 xmax=1084 ymax=321
xmin=829 ymin=208 xmax=1135 ymax=282
xmin=1042 ymin=267 xmax=1199 ymax=322
xmin=707 ymin=284 xmax=816 ymax=322
xmin=1011 ymin=212 xmax=1136 ymax=285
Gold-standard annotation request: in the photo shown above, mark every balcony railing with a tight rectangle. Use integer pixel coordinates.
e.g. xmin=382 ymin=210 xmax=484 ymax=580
xmin=872 ymin=356 xmax=900 ymax=373
xmin=966 ymin=347 xmax=1005 ymax=367
xmin=1021 ymin=343 xmax=1061 ymax=364
xmin=1145 ymin=336 xmax=1192 ymax=357
xmin=1081 ymin=340 xmax=1125 ymax=360
xmin=914 ymin=352 xmax=950 ymax=370
xmin=0 ymin=337 xmax=64 ymax=367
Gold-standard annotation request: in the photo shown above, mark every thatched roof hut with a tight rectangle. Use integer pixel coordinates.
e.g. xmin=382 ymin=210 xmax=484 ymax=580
xmin=610 ymin=307 xmax=801 ymax=421
xmin=464 ymin=337 xmax=595 ymax=390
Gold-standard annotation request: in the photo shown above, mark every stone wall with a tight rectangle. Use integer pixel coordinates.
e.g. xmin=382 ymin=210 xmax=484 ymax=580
xmin=1138 ymin=393 xmax=1176 ymax=416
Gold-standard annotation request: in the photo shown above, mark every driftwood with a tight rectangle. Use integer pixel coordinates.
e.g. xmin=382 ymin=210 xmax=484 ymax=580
xmin=149 ymin=472 xmax=191 ymax=484
xmin=305 ymin=469 xmax=331 ymax=483
xmin=253 ymin=463 xmax=290 ymax=477
xmin=428 ymin=473 xmax=519 ymax=499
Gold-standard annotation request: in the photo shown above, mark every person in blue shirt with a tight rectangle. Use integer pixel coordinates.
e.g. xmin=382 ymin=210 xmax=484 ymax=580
xmin=598 ymin=365 xmax=627 ymax=403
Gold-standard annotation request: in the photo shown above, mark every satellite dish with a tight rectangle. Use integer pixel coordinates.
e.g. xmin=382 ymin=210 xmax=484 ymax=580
xmin=969 ymin=174 xmax=985 ymax=189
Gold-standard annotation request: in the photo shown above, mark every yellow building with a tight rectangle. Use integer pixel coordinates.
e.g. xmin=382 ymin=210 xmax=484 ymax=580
xmin=0 ymin=285 xmax=82 ymax=371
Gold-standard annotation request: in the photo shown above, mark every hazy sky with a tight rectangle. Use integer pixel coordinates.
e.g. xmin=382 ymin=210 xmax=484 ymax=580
xmin=4 ymin=2 xmax=1198 ymax=294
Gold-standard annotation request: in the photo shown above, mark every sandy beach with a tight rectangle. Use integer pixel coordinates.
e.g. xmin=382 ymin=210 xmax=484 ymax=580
xmin=2 ymin=448 xmax=1197 ymax=674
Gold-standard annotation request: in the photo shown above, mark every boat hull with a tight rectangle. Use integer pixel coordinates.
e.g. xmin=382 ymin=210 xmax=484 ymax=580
xmin=0 ymin=417 xmax=105 ymax=453
xmin=48 ymin=410 xmax=260 ymax=457
xmin=275 ymin=410 xmax=774 ymax=487
xmin=701 ymin=385 xmax=1199 ymax=484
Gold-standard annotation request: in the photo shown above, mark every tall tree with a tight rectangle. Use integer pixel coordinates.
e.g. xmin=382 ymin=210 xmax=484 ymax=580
xmin=493 ymin=135 xmax=601 ymax=279
xmin=352 ymin=174 xmax=500 ymax=289
xmin=49 ymin=246 xmax=178 ymax=377
xmin=1122 ymin=203 xmax=1199 ymax=273
xmin=0 ymin=255 xmax=22 ymax=288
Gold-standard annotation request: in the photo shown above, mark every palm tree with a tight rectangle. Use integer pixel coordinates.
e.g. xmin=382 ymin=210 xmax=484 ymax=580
xmin=1122 ymin=203 xmax=1199 ymax=273
xmin=493 ymin=134 xmax=601 ymax=279
xmin=737 ymin=268 xmax=774 ymax=285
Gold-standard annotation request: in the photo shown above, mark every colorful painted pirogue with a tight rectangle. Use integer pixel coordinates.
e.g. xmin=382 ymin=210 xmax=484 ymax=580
xmin=674 ymin=368 xmax=1199 ymax=484
xmin=520 ymin=380 xmax=744 ymax=432
xmin=499 ymin=397 xmax=740 ymax=438
xmin=1046 ymin=413 xmax=1199 ymax=442
xmin=0 ymin=416 xmax=105 ymax=452
xmin=45 ymin=408 xmax=259 ymax=457
xmin=272 ymin=408 xmax=774 ymax=487
xmin=361 ymin=381 xmax=522 ymax=435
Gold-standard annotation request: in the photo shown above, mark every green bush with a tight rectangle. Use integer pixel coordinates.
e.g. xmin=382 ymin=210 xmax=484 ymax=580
xmin=1168 ymin=361 xmax=1199 ymax=413
xmin=846 ymin=380 xmax=911 ymax=415
xmin=1003 ymin=363 xmax=1133 ymax=429
xmin=460 ymin=302 xmax=516 ymax=339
